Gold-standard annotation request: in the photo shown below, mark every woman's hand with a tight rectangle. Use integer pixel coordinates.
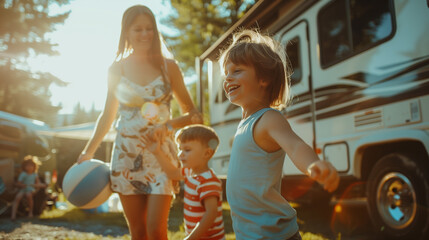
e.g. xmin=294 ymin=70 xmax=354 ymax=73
xmin=76 ymin=152 xmax=94 ymax=164
xmin=307 ymin=161 xmax=339 ymax=193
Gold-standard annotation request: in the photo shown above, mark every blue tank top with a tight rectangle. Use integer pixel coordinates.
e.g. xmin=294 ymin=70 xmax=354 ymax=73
xmin=226 ymin=108 xmax=298 ymax=239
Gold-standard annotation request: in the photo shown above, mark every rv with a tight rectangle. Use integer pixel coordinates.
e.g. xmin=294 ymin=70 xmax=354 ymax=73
xmin=197 ymin=0 xmax=429 ymax=239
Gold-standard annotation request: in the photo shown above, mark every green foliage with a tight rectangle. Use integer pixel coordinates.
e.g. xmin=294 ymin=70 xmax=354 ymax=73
xmin=162 ymin=0 xmax=255 ymax=73
xmin=0 ymin=0 xmax=71 ymax=124
xmin=163 ymin=0 xmax=255 ymax=123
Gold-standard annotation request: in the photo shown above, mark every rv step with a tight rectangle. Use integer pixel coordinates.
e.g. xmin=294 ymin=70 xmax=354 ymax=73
xmin=331 ymin=197 xmax=367 ymax=206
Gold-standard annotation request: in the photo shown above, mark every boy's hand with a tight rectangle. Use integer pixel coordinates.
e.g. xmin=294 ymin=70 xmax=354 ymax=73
xmin=139 ymin=132 xmax=162 ymax=154
xmin=307 ymin=161 xmax=339 ymax=192
xmin=141 ymin=124 xmax=168 ymax=144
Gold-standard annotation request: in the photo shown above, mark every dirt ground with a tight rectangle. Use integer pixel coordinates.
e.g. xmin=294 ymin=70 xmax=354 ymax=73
xmin=0 ymin=200 xmax=377 ymax=240
xmin=0 ymin=217 xmax=129 ymax=240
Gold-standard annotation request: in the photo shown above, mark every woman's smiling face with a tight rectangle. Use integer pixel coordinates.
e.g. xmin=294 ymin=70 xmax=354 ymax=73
xmin=127 ymin=14 xmax=154 ymax=53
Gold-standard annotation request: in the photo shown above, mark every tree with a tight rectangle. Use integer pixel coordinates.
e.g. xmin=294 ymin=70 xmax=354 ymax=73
xmin=88 ymin=103 xmax=101 ymax=122
xmin=162 ymin=0 xmax=256 ymax=73
xmin=71 ymin=103 xmax=85 ymax=125
xmin=163 ymin=0 xmax=256 ymax=123
xmin=0 ymin=0 xmax=71 ymax=124
xmin=70 ymin=102 xmax=101 ymax=125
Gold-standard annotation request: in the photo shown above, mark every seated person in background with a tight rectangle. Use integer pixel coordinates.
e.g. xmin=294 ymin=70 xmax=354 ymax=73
xmin=11 ymin=155 xmax=46 ymax=220
xmin=141 ymin=124 xmax=225 ymax=240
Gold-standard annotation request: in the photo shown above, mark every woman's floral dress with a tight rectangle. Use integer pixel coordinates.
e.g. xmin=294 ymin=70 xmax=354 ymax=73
xmin=110 ymin=75 xmax=178 ymax=195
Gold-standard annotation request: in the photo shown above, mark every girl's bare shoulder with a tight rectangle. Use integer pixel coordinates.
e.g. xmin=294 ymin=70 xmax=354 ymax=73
xmin=261 ymin=109 xmax=286 ymax=123
xmin=259 ymin=109 xmax=291 ymax=131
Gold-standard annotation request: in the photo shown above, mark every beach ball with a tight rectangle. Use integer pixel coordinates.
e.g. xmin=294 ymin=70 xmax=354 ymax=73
xmin=62 ymin=159 xmax=112 ymax=209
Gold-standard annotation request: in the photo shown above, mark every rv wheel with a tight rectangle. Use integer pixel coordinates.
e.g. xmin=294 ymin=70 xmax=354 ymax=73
xmin=367 ymin=153 xmax=429 ymax=240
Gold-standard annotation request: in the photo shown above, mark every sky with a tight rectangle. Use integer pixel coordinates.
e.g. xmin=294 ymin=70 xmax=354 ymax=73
xmin=29 ymin=0 xmax=179 ymax=114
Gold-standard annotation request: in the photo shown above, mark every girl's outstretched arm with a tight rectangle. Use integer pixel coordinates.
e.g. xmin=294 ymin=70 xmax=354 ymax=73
xmin=257 ymin=110 xmax=339 ymax=192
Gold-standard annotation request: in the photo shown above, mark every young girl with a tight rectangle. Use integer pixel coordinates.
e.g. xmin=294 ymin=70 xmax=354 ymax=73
xmin=11 ymin=155 xmax=45 ymax=220
xmin=76 ymin=5 xmax=201 ymax=240
xmin=220 ymin=29 xmax=339 ymax=239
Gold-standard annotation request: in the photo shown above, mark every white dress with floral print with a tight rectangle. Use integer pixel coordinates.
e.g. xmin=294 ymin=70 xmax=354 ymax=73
xmin=110 ymin=76 xmax=178 ymax=195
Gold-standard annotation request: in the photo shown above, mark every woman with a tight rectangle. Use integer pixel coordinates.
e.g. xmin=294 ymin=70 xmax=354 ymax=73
xmin=77 ymin=5 xmax=202 ymax=240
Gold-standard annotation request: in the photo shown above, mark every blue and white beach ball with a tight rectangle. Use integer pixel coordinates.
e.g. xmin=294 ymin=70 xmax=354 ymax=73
xmin=62 ymin=159 xmax=112 ymax=209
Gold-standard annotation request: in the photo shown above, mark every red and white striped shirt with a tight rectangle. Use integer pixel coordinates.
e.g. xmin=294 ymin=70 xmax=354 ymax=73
xmin=182 ymin=168 xmax=225 ymax=240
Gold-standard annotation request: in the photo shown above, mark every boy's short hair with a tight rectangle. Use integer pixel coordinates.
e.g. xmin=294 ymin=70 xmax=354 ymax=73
xmin=21 ymin=155 xmax=41 ymax=172
xmin=219 ymin=29 xmax=291 ymax=110
xmin=176 ymin=124 xmax=220 ymax=152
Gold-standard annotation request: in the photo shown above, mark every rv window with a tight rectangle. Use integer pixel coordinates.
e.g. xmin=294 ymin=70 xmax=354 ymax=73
xmin=286 ymin=37 xmax=302 ymax=86
xmin=318 ymin=0 xmax=394 ymax=67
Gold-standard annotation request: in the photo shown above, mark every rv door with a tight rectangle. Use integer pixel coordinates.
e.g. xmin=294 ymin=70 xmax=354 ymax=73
xmin=279 ymin=21 xmax=315 ymax=176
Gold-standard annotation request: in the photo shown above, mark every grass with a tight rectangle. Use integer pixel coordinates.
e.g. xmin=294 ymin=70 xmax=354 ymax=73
xmin=39 ymin=194 xmax=329 ymax=240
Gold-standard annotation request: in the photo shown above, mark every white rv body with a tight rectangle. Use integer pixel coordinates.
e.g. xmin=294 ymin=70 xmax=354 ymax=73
xmin=198 ymin=0 xmax=429 ymax=239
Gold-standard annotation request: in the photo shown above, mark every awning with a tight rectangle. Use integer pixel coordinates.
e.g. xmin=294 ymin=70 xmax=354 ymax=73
xmin=38 ymin=122 xmax=116 ymax=142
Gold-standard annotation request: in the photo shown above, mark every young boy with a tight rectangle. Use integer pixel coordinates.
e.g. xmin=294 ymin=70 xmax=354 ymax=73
xmin=141 ymin=124 xmax=225 ymax=240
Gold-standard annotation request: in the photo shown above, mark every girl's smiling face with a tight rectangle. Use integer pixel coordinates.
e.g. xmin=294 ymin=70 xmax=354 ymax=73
xmin=223 ymin=60 xmax=267 ymax=108
xmin=127 ymin=14 xmax=155 ymax=53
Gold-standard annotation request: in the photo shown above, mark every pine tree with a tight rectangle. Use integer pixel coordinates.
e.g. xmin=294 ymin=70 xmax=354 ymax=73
xmin=71 ymin=102 xmax=88 ymax=125
xmin=88 ymin=103 xmax=101 ymax=122
xmin=0 ymin=0 xmax=71 ymax=123
xmin=62 ymin=114 xmax=69 ymax=127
